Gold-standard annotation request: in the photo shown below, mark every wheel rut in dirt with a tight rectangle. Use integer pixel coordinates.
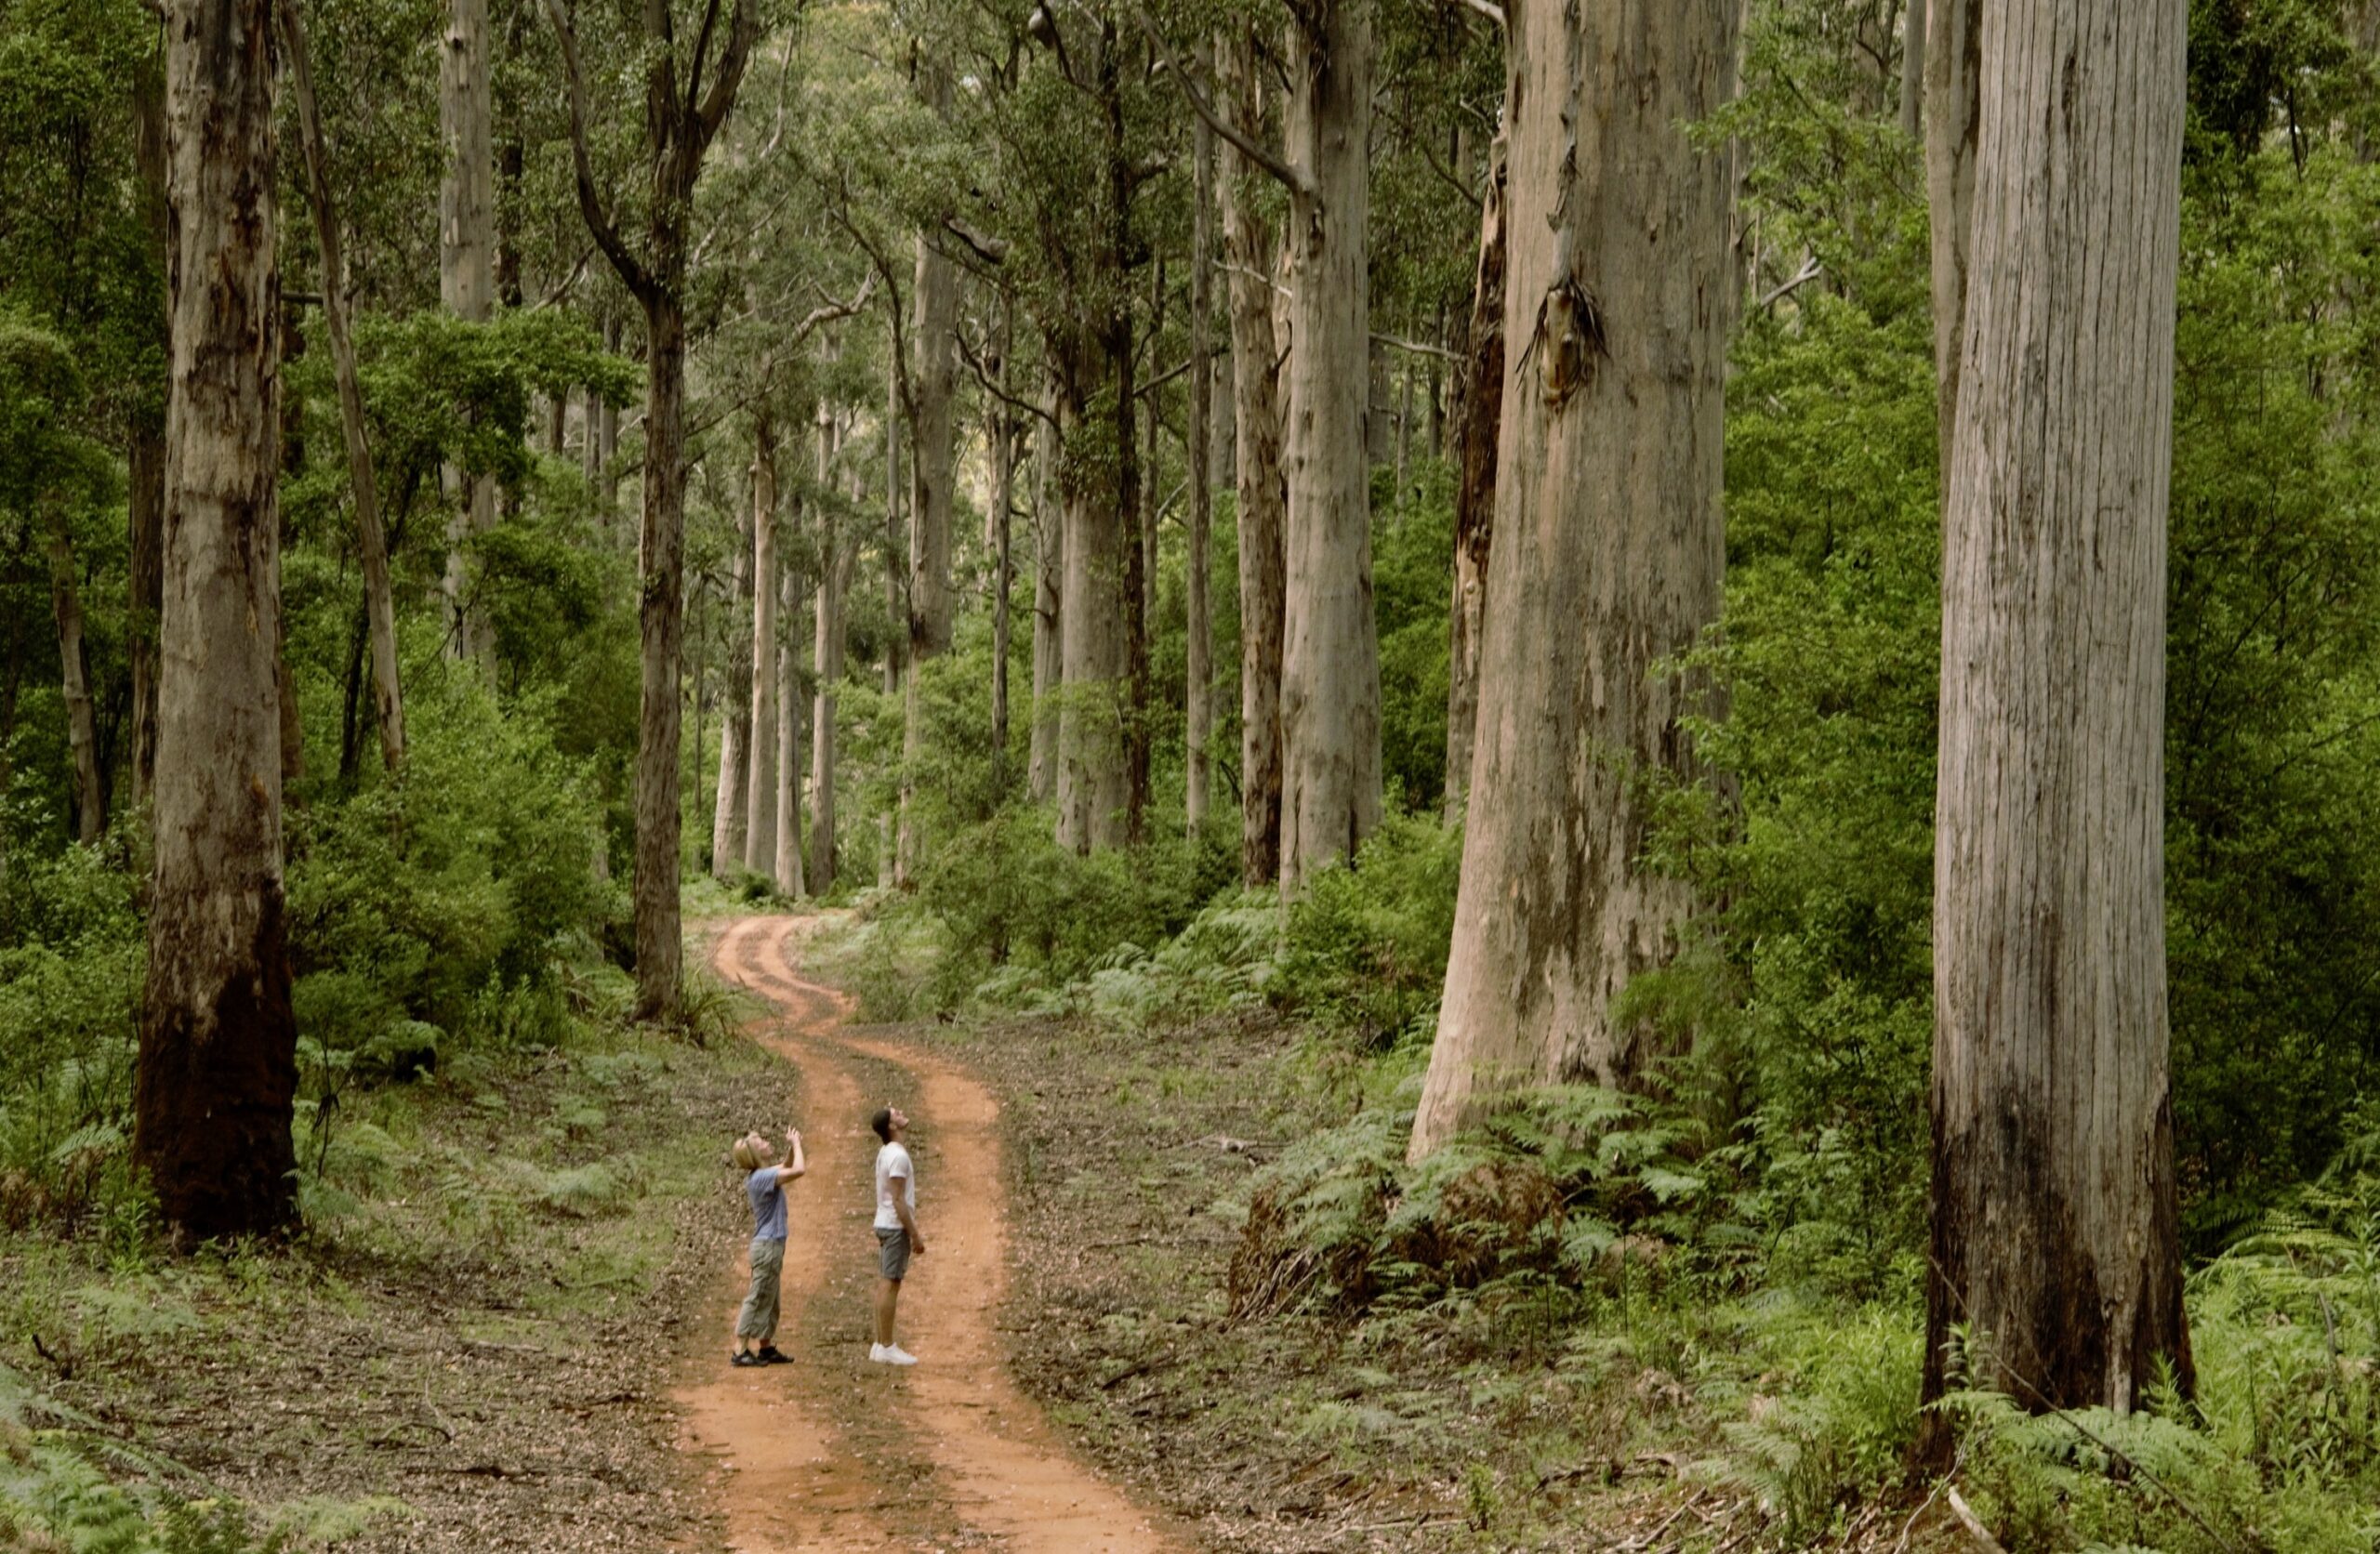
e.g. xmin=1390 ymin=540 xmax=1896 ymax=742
xmin=672 ymin=914 xmax=1185 ymax=1553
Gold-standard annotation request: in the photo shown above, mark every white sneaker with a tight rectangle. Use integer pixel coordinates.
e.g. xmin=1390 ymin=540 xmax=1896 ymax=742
xmin=879 ymin=1345 xmax=919 ymax=1366
xmin=868 ymin=1343 xmax=888 ymax=1363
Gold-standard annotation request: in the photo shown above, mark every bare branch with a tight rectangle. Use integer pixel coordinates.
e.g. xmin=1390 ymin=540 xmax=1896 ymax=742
xmin=693 ymin=0 xmax=762 ymax=150
xmin=959 ymin=329 xmax=1061 ymax=428
xmin=1755 ymin=254 xmax=1825 ymax=310
xmin=1448 ymin=0 xmax=1505 ymax=30
xmin=943 ymin=214 xmax=1011 ymax=267
xmin=541 ymin=0 xmax=657 ymax=301
xmin=1128 ymin=7 xmax=1312 ymax=197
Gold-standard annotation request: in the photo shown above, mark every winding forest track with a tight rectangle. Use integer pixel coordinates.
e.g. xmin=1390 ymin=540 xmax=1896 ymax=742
xmin=673 ymin=915 xmax=1184 ymax=1553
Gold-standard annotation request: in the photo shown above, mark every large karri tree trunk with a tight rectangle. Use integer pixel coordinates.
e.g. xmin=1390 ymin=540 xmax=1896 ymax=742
xmin=1185 ymin=82 xmax=1216 ymax=835
xmin=712 ymin=488 xmax=752 ymax=877
xmin=631 ymin=298 xmax=690 ymax=1019
xmin=1027 ymin=403 xmax=1062 ymax=804
xmin=1916 ymin=0 xmax=2191 ymax=1464
xmin=1276 ymin=0 xmax=1381 ymax=894
xmin=811 ymin=407 xmax=847 ymax=892
xmin=744 ymin=412 xmax=780 ymax=877
xmin=440 ymin=0 xmax=496 ymax=666
xmin=1409 ymin=0 xmax=1739 ymax=1161
xmin=774 ymin=510 xmax=804 ymax=897
xmin=1444 ymin=129 xmax=1506 ymax=823
xmin=139 ymin=0 xmax=299 ymax=1240
xmin=1219 ymin=27 xmax=1287 ymax=887
xmin=1053 ymin=362 xmax=1130 ymax=854
xmin=901 ymin=207 xmax=959 ymax=883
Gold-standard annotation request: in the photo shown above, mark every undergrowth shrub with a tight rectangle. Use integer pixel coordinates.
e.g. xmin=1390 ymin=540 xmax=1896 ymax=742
xmin=1271 ymin=813 xmax=1461 ymax=1047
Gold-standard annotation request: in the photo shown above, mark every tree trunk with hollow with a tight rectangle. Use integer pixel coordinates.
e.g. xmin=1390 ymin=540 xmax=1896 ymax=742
xmin=1444 ymin=129 xmax=1506 ymax=823
xmin=139 ymin=0 xmax=299 ymax=1240
xmin=1409 ymin=0 xmax=1739 ymax=1160
xmin=1915 ymin=0 xmax=2192 ymax=1464
xmin=1276 ymin=0 xmax=1381 ymax=895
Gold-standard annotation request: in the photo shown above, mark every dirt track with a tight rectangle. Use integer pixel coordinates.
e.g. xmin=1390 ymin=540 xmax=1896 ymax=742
xmin=674 ymin=915 xmax=1184 ymax=1553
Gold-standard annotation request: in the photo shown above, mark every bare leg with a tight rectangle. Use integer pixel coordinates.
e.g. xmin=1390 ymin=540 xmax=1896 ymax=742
xmin=873 ymin=1277 xmax=901 ymax=1347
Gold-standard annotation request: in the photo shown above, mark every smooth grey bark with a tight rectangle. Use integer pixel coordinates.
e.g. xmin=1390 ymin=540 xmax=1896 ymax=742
xmin=1027 ymin=402 xmax=1062 ymax=803
xmin=1916 ymin=0 xmax=2192 ymax=1461
xmin=1053 ymin=368 xmax=1130 ymax=853
xmin=1219 ymin=27 xmax=1286 ymax=886
xmin=811 ymin=407 xmax=848 ymax=892
xmin=712 ymin=483 xmax=751 ymax=877
xmin=1445 ymin=129 xmax=1507 ymax=822
xmin=139 ymin=0 xmax=298 ymax=1239
xmin=1275 ymin=0 xmax=1381 ymax=894
xmin=1410 ymin=0 xmax=1740 ymax=1159
xmin=745 ymin=414 xmax=781 ymax=876
xmin=440 ymin=0 xmax=496 ymax=666
xmin=284 ymin=0 xmax=404 ymax=775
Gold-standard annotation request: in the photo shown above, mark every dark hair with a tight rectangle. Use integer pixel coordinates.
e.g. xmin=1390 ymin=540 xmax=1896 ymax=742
xmin=870 ymin=1107 xmax=894 ymax=1143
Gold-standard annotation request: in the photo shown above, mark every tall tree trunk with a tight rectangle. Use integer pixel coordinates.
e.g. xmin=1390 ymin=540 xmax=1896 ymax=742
xmin=1409 ymin=0 xmax=1739 ymax=1159
xmin=774 ymin=504 xmax=804 ymax=896
xmin=744 ymin=413 xmax=780 ymax=877
xmin=1186 ymin=81 xmax=1215 ymax=834
xmin=441 ymin=0 xmax=496 ymax=666
xmin=1916 ymin=0 xmax=2191 ymax=1463
xmin=1924 ymin=0 xmax=1978 ymax=480
xmin=284 ymin=0 xmax=404 ymax=775
xmin=1276 ymin=0 xmax=1380 ymax=893
xmin=882 ymin=346 xmax=904 ymax=700
xmin=901 ymin=208 xmax=958 ymax=884
xmin=711 ymin=480 xmax=752 ymax=876
xmin=1027 ymin=402 xmax=1062 ymax=803
xmin=1220 ymin=28 xmax=1287 ymax=886
xmin=43 ymin=508 xmax=105 ymax=844
xmin=1897 ymin=0 xmax=1927 ymax=137
xmin=1444 ymin=130 xmax=1507 ymax=822
xmin=1054 ymin=362 xmax=1130 ymax=853
xmin=811 ymin=407 xmax=846 ymax=892
xmin=139 ymin=0 xmax=298 ymax=1240
xmin=989 ymin=311 xmax=1016 ymax=787
xmin=128 ymin=46 xmax=168 ymax=813
xmin=631 ymin=296 xmax=689 ymax=1020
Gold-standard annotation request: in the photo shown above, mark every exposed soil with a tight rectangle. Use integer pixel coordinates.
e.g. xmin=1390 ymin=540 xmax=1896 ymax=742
xmin=683 ymin=914 xmax=1185 ymax=1552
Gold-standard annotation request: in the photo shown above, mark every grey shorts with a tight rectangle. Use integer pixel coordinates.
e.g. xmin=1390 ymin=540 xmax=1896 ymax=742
xmin=876 ymin=1227 xmax=910 ymax=1281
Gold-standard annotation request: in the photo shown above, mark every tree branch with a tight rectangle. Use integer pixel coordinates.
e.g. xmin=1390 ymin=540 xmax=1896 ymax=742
xmin=692 ymin=0 xmax=762 ymax=151
xmin=1128 ymin=7 xmax=1312 ymax=197
xmin=1448 ymin=0 xmax=1505 ymax=30
xmin=943 ymin=214 xmax=1011 ymax=267
xmin=542 ymin=0 xmax=657 ymax=301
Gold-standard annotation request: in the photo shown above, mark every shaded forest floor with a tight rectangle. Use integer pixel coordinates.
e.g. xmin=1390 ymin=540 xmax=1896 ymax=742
xmin=794 ymin=925 xmax=1966 ymax=1554
xmin=1 ymin=1016 xmax=771 ymax=1551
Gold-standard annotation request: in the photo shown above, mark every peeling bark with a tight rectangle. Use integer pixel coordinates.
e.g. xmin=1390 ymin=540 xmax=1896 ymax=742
xmin=139 ymin=0 xmax=298 ymax=1239
xmin=1445 ymin=129 xmax=1506 ymax=823
xmin=1916 ymin=0 xmax=2192 ymax=1463
xmin=1410 ymin=0 xmax=1739 ymax=1159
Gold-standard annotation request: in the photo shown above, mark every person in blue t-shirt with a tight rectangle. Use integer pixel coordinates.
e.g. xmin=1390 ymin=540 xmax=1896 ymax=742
xmin=729 ymin=1126 xmax=805 ymax=1367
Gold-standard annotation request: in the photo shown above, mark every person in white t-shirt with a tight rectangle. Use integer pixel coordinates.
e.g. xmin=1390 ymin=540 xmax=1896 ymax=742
xmin=868 ymin=1103 xmax=926 ymax=1365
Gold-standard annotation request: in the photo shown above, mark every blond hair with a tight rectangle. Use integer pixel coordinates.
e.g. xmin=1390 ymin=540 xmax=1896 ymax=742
xmin=731 ymin=1135 xmax=767 ymax=1171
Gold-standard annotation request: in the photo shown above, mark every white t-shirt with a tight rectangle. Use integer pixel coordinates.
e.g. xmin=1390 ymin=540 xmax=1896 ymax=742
xmin=874 ymin=1141 xmax=916 ymax=1231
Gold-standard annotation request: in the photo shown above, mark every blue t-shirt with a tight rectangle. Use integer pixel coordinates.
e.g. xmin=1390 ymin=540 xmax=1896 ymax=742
xmin=746 ymin=1167 xmax=787 ymax=1241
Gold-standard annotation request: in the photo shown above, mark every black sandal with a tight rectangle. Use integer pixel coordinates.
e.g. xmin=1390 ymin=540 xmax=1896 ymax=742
xmin=731 ymin=1350 xmax=762 ymax=1368
xmin=758 ymin=1346 xmax=792 ymax=1364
